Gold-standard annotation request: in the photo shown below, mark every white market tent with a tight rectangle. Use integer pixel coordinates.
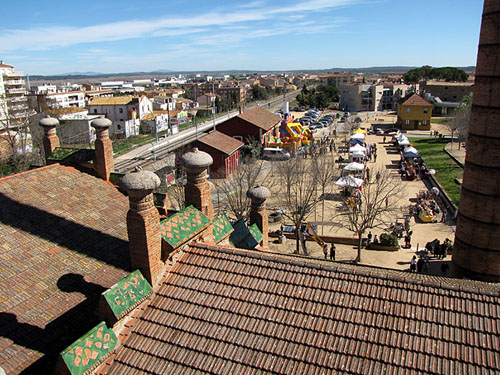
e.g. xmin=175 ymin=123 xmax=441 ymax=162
xmin=349 ymin=144 xmax=367 ymax=154
xmin=398 ymin=137 xmax=411 ymax=146
xmin=403 ymin=146 xmax=419 ymax=158
xmin=344 ymin=162 xmax=365 ymax=172
xmin=335 ymin=176 xmax=364 ymax=188
xmin=350 ymin=132 xmax=366 ymax=140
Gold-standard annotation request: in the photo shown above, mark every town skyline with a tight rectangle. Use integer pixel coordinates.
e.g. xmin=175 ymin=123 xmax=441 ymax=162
xmin=2 ymin=0 xmax=483 ymax=75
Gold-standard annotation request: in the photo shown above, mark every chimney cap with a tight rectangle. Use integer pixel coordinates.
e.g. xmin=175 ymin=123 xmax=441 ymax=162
xmin=119 ymin=169 xmax=160 ymax=191
xmin=39 ymin=116 xmax=59 ymax=128
xmin=180 ymin=147 xmax=213 ymax=168
xmin=247 ymin=184 xmax=270 ymax=201
xmin=91 ymin=118 xmax=112 ymax=129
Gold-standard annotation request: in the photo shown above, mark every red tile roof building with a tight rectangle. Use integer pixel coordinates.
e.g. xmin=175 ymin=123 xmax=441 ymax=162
xmin=0 ymin=164 xmax=130 ymax=374
xmin=105 ymin=244 xmax=500 ymax=375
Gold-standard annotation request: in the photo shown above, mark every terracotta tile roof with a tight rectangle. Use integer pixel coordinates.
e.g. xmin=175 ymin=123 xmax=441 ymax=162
xmin=237 ymin=107 xmax=282 ymax=131
xmin=0 ymin=164 xmax=130 ymax=374
xmin=197 ymin=130 xmax=244 ymax=155
xmin=402 ymin=93 xmax=433 ymax=106
xmin=46 ymin=107 xmax=87 ymax=115
xmin=89 ymin=96 xmax=135 ymax=106
xmin=107 ymin=244 xmax=500 ymax=375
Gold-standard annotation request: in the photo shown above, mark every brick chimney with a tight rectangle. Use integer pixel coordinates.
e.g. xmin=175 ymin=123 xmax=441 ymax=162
xmin=92 ymin=118 xmax=114 ymax=181
xmin=180 ymin=148 xmax=214 ymax=219
xmin=119 ymin=169 xmax=163 ymax=286
xmin=452 ymin=0 xmax=500 ymax=281
xmin=247 ymin=185 xmax=271 ymax=247
xmin=39 ymin=116 xmax=60 ymax=163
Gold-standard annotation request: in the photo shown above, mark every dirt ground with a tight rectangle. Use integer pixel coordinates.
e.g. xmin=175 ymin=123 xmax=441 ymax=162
xmin=263 ymin=113 xmax=455 ymax=275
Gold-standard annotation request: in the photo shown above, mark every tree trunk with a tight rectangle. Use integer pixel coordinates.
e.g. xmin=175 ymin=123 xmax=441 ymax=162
xmin=294 ymin=227 xmax=300 ymax=254
xmin=356 ymin=234 xmax=363 ymax=263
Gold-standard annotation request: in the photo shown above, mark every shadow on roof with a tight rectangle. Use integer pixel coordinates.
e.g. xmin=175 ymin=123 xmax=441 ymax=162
xmin=2 ymin=274 xmax=107 ymax=374
xmin=0 ymin=192 xmax=130 ymax=271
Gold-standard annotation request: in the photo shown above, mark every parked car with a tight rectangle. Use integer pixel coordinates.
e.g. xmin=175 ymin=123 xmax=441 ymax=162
xmin=262 ymin=147 xmax=291 ymax=161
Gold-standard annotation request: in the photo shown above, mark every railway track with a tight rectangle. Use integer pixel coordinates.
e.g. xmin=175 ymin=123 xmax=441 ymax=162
xmin=114 ymin=91 xmax=301 ymax=173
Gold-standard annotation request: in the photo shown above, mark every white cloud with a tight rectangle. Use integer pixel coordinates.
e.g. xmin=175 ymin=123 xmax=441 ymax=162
xmin=0 ymin=0 xmax=360 ymax=52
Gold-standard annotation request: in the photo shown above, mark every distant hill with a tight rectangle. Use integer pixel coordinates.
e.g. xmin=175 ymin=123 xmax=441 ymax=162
xmin=28 ymin=66 xmax=475 ymax=83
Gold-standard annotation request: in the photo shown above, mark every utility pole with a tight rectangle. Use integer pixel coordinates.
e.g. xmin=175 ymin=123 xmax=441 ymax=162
xmin=212 ymin=80 xmax=216 ymax=132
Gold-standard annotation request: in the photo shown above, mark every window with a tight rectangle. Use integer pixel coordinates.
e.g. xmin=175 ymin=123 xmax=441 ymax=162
xmin=405 ymin=120 xmax=410 ymax=125
xmin=119 ymin=108 xmax=123 ymax=113
xmin=94 ymin=109 xmax=97 ymax=113
xmin=423 ymin=107 xmax=428 ymax=113
xmin=117 ymin=125 xmax=122 ymax=130
xmin=423 ymin=120 xmax=427 ymax=125
xmin=406 ymin=108 xmax=411 ymax=113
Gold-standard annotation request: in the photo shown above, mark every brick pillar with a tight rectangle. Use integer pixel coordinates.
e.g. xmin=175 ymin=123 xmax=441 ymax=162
xmin=119 ymin=170 xmax=163 ymax=286
xmin=247 ymin=185 xmax=271 ymax=247
xmin=452 ymin=0 xmax=500 ymax=281
xmin=39 ymin=116 xmax=60 ymax=163
xmin=92 ymin=118 xmax=114 ymax=181
xmin=181 ymin=148 xmax=214 ymax=220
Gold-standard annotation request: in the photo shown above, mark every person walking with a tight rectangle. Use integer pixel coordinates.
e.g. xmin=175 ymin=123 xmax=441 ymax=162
xmin=323 ymin=243 xmax=328 ymax=260
xmin=410 ymin=256 xmax=417 ymax=272
xmin=385 ymin=197 xmax=388 ymax=208
xmin=329 ymin=243 xmax=336 ymax=261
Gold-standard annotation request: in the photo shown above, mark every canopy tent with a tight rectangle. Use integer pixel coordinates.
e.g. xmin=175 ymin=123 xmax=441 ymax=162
xmin=344 ymin=162 xmax=365 ymax=172
xmin=395 ymin=133 xmax=405 ymax=142
xmin=349 ymin=144 xmax=367 ymax=154
xmin=403 ymin=146 xmax=419 ymax=158
xmin=353 ymin=128 xmax=367 ymax=135
xmin=336 ymin=176 xmax=364 ymax=188
xmin=350 ymin=132 xmax=366 ymax=140
xmin=398 ymin=137 xmax=411 ymax=146
xmin=349 ymin=138 xmax=365 ymax=145
xmin=350 ymin=151 xmax=367 ymax=162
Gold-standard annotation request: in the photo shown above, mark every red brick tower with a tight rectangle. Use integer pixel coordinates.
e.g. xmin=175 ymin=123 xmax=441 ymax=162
xmin=181 ymin=148 xmax=214 ymax=220
xmin=452 ymin=0 xmax=500 ymax=281
xmin=119 ymin=170 xmax=163 ymax=285
xmin=92 ymin=118 xmax=114 ymax=181
xmin=247 ymin=185 xmax=271 ymax=247
xmin=39 ymin=116 xmax=60 ymax=163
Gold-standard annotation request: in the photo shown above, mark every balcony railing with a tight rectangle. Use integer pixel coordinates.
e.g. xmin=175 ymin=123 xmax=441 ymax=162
xmin=7 ymin=88 xmax=26 ymax=95
xmin=5 ymin=79 xmax=25 ymax=86
xmin=4 ymin=71 xmax=24 ymax=78
xmin=7 ymin=96 xmax=26 ymax=103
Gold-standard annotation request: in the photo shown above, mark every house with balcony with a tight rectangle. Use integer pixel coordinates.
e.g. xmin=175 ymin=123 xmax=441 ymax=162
xmin=397 ymin=93 xmax=433 ymax=130
xmin=88 ymin=96 xmax=153 ymax=138
xmin=0 ymin=61 xmax=29 ymax=130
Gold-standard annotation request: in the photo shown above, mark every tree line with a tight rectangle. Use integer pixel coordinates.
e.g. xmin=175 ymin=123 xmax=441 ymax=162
xmin=403 ymin=66 xmax=469 ymax=83
xmin=295 ymin=84 xmax=339 ymax=109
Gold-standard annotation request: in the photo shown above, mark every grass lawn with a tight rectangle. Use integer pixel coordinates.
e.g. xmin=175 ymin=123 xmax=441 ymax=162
xmin=431 ymin=117 xmax=450 ymax=124
xmin=409 ymin=137 xmax=462 ymax=206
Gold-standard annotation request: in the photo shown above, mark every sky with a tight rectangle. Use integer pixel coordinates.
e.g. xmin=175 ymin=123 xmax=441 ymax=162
xmin=0 ymin=0 xmax=484 ymax=76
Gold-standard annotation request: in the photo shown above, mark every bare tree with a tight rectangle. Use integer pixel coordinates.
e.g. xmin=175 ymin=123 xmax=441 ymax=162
xmin=0 ymin=96 xmax=42 ymax=173
xmin=311 ymin=152 xmax=339 ymax=234
xmin=333 ymin=168 xmax=406 ymax=263
xmin=448 ymin=93 xmax=472 ymax=149
xmin=211 ymin=157 xmax=270 ymax=221
xmin=273 ymin=156 xmax=323 ymax=255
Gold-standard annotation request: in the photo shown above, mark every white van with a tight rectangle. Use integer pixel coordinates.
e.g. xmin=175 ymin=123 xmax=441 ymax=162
xmin=262 ymin=147 xmax=290 ymax=161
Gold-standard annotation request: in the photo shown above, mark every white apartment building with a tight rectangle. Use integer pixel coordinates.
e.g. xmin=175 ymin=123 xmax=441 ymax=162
xmin=88 ymin=96 xmax=153 ymax=138
xmin=46 ymin=91 xmax=86 ymax=108
xmin=0 ymin=61 xmax=29 ymax=129
xmin=339 ymin=82 xmax=417 ymax=112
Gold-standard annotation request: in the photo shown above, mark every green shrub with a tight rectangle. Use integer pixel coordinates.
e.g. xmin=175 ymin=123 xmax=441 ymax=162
xmin=380 ymin=233 xmax=399 ymax=247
